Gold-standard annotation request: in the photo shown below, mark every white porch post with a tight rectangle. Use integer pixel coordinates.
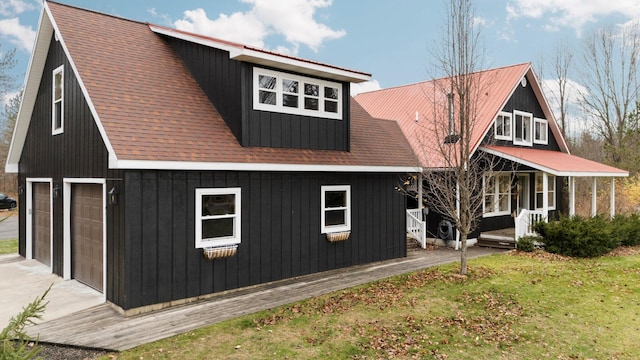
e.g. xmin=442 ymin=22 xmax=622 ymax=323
xmin=417 ymin=173 xmax=423 ymax=221
xmin=592 ymin=177 xmax=597 ymax=217
xmin=610 ymin=177 xmax=615 ymax=218
xmin=542 ymin=172 xmax=549 ymax=220
xmin=569 ymin=176 xmax=576 ymax=217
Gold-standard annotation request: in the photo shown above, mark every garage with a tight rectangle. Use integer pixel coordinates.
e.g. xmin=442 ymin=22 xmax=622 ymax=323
xmin=32 ymin=182 xmax=51 ymax=266
xmin=71 ymin=184 xmax=103 ymax=292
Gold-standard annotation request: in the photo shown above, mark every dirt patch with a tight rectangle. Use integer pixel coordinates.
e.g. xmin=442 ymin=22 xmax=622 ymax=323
xmin=29 ymin=342 xmax=114 ymax=360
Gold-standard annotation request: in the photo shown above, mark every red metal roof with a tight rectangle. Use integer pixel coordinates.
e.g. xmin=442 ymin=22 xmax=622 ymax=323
xmin=42 ymin=2 xmax=416 ymax=171
xmin=482 ymin=146 xmax=628 ymax=177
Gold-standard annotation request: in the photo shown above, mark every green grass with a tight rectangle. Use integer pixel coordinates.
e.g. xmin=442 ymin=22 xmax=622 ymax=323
xmin=0 ymin=239 xmax=17 ymax=254
xmin=111 ymin=249 xmax=640 ymax=359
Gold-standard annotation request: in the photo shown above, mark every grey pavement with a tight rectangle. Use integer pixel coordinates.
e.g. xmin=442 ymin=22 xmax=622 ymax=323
xmin=0 ymin=212 xmax=18 ymax=241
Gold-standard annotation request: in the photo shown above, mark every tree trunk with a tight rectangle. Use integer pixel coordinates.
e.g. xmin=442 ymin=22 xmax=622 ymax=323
xmin=459 ymin=233 xmax=467 ymax=275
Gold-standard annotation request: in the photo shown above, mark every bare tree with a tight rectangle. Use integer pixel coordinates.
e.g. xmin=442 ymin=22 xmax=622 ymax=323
xmin=421 ymin=0 xmax=489 ymax=275
xmin=545 ymin=39 xmax=575 ymax=138
xmin=579 ymin=23 xmax=640 ymax=165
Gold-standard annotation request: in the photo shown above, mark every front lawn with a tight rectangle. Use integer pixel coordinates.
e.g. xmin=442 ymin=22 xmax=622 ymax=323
xmin=0 ymin=239 xmax=17 ymax=254
xmin=112 ymin=247 xmax=640 ymax=359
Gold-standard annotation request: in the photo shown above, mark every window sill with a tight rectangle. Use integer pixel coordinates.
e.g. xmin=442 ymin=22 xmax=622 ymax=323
xmin=482 ymin=211 xmax=511 ymax=218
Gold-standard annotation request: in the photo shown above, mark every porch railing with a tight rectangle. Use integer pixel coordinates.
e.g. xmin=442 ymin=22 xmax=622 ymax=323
xmin=515 ymin=209 xmax=546 ymax=241
xmin=406 ymin=209 xmax=426 ymax=249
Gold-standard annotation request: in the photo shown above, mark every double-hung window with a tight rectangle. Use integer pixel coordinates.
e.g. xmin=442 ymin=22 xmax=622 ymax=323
xmin=534 ymin=118 xmax=548 ymax=144
xmin=483 ymin=173 xmax=511 ymax=216
xmin=321 ymin=185 xmax=350 ymax=233
xmin=254 ymin=67 xmax=342 ymax=119
xmin=195 ymin=188 xmax=241 ymax=248
xmin=494 ymin=112 xmax=512 ymax=140
xmin=513 ymin=110 xmax=532 ymax=146
xmin=535 ymin=174 xmax=556 ymax=210
xmin=52 ymin=65 xmax=64 ymax=135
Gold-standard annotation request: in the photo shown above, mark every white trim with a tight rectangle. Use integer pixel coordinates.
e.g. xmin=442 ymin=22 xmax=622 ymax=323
xmin=52 ymin=64 xmax=64 ymax=135
xmin=533 ymin=118 xmax=548 ymax=145
xmin=479 ymin=146 xmax=629 ymax=177
xmin=253 ymin=67 xmax=342 ymax=120
xmin=113 ymin=159 xmax=420 ymax=173
xmin=148 ymin=25 xmax=370 ymax=84
xmin=321 ymin=185 xmax=351 ymax=233
xmin=513 ymin=110 xmax=533 ymax=146
xmin=494 ymin=111 xmax=512 ymax=141
xmin=195 ymin=187 xmax=242 ymax=248
xmin=25 ymin=178 xmax=53 ymax=269
xmin=63 ymin=178 xmax=107 ymax=301
xmin=482 ymin=173 xmax=511 ymax=217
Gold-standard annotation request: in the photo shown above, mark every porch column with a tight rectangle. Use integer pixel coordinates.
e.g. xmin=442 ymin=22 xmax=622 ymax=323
xmin=569 ymin=176 xmax=576 ymax=217
xmin=417 ymin=173 xmax=423 ymax=221
xmin=542 ymin=172 xmax=549 ymax=220
xmin=610 ymin=177 xmax=615 ymax=218
xmin=592 ymin=177 xmax=597 ymax=217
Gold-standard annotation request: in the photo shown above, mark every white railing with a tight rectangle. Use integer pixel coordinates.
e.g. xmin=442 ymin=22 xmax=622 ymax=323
xmin=515 ymin=209 xmax=546 ymax=240
xmin=406 ymin=209 xmax=426 ymax=249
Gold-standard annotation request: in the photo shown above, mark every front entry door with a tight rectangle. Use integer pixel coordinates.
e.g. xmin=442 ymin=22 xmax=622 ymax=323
xmin=516 ymin=174 xmax=530 ymax=214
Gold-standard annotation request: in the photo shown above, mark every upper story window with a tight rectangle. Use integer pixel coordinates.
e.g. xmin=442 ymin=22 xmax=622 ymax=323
xmin=52 ymin=65 xmax=64 ymax=135
xmin=195 ymin=188 xmax=241 ymax=248
xmin=254 ymin=67 xmax=342 ymax=120
xmin=534 ymin=118 xmax=548 ymax=144
xmin=483 ymin=173 xmax=511 ymax=217
xmin=494 ymin=112 xmax=512 ymax=140
xmin=321 ymin=185 xmax=351 ymax=233
xmin=513 ymin=110 xmax=532 ymax=146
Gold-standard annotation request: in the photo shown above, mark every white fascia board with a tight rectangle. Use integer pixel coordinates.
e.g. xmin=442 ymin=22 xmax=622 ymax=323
xmin=149 ymin=24 xmax=371 ymax=84
xmin=480 ymin=147 xmax=629 ymax=178
xmin=114 ymin=159 xmax=420 ymax=173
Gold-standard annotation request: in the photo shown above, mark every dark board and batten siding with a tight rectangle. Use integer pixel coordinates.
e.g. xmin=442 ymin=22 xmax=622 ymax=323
xmin=122 ymin=170 xmax=406 ymax=310
xmin=17 ymin=35 xmax=126 ymax=305
xmin=164 ymin=35 xmax=350 ymax=152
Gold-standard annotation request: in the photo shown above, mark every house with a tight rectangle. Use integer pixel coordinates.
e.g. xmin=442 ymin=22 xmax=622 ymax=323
xmin=355 ymin=63 xmax=629 ymax=248
xmin=5 ymin=1 xmax=419 ymax=313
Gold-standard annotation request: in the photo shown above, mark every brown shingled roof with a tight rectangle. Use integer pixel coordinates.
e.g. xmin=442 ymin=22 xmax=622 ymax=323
xmin=45 ymin=1 xmax=416 ymax=170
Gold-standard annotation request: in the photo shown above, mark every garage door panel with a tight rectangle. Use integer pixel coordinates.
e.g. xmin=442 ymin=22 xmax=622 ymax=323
xmin=71 ymin=184 xmax=103 ymax=292
xmin=32 ymin=183 xmax=50 ymax=266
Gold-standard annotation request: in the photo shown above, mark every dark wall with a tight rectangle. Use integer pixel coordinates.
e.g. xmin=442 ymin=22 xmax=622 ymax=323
xmin=121 ymin=170 xmax=406 ymax=309
xmin=164 ymin=36 xmax=350 ymax=151
xmin=18 ymin=35 xmax=125 ymax=303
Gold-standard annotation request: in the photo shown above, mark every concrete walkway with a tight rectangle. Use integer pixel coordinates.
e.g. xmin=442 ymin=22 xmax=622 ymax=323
xmin=18 ymin=246 xmax=505 ymax=351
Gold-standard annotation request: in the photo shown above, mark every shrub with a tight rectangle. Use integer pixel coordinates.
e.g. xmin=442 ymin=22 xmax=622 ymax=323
xmin=533 ymin=215 xmax=620 ymax=258
xmin=611 ymin=213 xmax=640 ymax=247
xmin=516 ymin=235 xmax=538 ymax=252
xmin=0 ymin=285 xmax=50 ymax=359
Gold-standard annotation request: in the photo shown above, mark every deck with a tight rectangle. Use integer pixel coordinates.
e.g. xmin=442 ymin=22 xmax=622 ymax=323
xmin=477 ymin=228 xmax=516 ymax=249
xmin=26 ymin=247 xmax=505 ymax=351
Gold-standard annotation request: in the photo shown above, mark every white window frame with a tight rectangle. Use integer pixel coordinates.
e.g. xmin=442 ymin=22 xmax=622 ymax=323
xmin=321 ymin=185 xmax=351 ymax=233
xmin=52 ymin=65 xmax=64 ymax=135
xmin=483 ymin=173 xmax=511 ymax=217
xmin=513 ymin=110 xmax=533 ymax=146
xmin=534 ymin=118 xmax=548 ymax=145
xmin=535 ymin=174 xmax=556 ymax=210
xmin=253 ymin=67 xmax=342 ymax=120
xmin=195 ymin=187 xmax=241 ymax=248
xmin=494 ymin=111 xmax=512 ymax=141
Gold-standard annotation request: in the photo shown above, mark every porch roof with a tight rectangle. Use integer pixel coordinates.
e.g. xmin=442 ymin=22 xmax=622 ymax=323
xmin=481 ymin=145 xmax=629 ymax=177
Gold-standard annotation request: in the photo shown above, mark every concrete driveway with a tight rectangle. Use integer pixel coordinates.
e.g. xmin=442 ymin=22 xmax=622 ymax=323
xmin=0 ymin=211 xmax=18 ymax=240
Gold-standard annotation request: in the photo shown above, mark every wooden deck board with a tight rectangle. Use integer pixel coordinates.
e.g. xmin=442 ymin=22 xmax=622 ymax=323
xmin=26 ymin=247 xmax=505 ymax=351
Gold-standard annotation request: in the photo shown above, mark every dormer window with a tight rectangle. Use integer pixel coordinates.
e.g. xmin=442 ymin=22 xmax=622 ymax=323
xmin=52 ymin=65 xmax=64 ymax=135
xmin=534 ymin=118 xmax=548 ymax=144
xmin=494 ymin=112 xmax=512 ymax=140
xmin=513 ymin=110 xmax=532 ymax=146
xmin=253 ymin=67 xmax=342 ymax=120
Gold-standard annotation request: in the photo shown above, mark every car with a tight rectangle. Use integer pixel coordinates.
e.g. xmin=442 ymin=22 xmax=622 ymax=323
xmin=0 ymin=193 xmax=17 ymax=210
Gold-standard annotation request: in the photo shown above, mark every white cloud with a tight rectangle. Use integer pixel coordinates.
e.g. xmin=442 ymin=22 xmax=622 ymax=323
xmin=0 ymin=0 xmax=37 ymax=16
xmin=506 ymin=0 xmax=640 ymax=35
xmin=174 ymin=0 xmax=345 ymax=55
xmin=541 ymin=77 xmax=590 ymax=136
xmin=350 ymin=79 xmax=381 ymax=96
xmin=0 ymin=17 xmax=35 ymax=52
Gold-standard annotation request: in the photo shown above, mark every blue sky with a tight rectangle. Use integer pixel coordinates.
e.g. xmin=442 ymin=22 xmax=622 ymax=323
xmin=1 ymin=0 xmax=640 ymax=102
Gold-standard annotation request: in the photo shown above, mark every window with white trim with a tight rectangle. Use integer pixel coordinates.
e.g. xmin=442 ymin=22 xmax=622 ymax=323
xmin=321 ymin=185 xmax=350 ymax=233
xmin=513 ymin=110 xmax=532 ymax=146
xmin=52 ymin=65 xmax=64 ymax=135
xmin=195 ymin=188 xmax=241 ymax=248
xmin=494 ymin=112 xmax=512 ymax=140
xmin=254 ymin=67 xmax=342 ymax=119
xmin=534 ymin=118 xmax=548 ymax=144
xmin=483 ymin=173 xmax=511 ymax=216
xmin=535 ymin=174 xmax=556 ymax=210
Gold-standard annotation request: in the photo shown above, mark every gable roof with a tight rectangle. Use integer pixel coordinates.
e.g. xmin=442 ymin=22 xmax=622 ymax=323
xmin=6 ymin=1 xmax=418 ymax=173
xmin=354 ymin=63 xmax=569 ymax=168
